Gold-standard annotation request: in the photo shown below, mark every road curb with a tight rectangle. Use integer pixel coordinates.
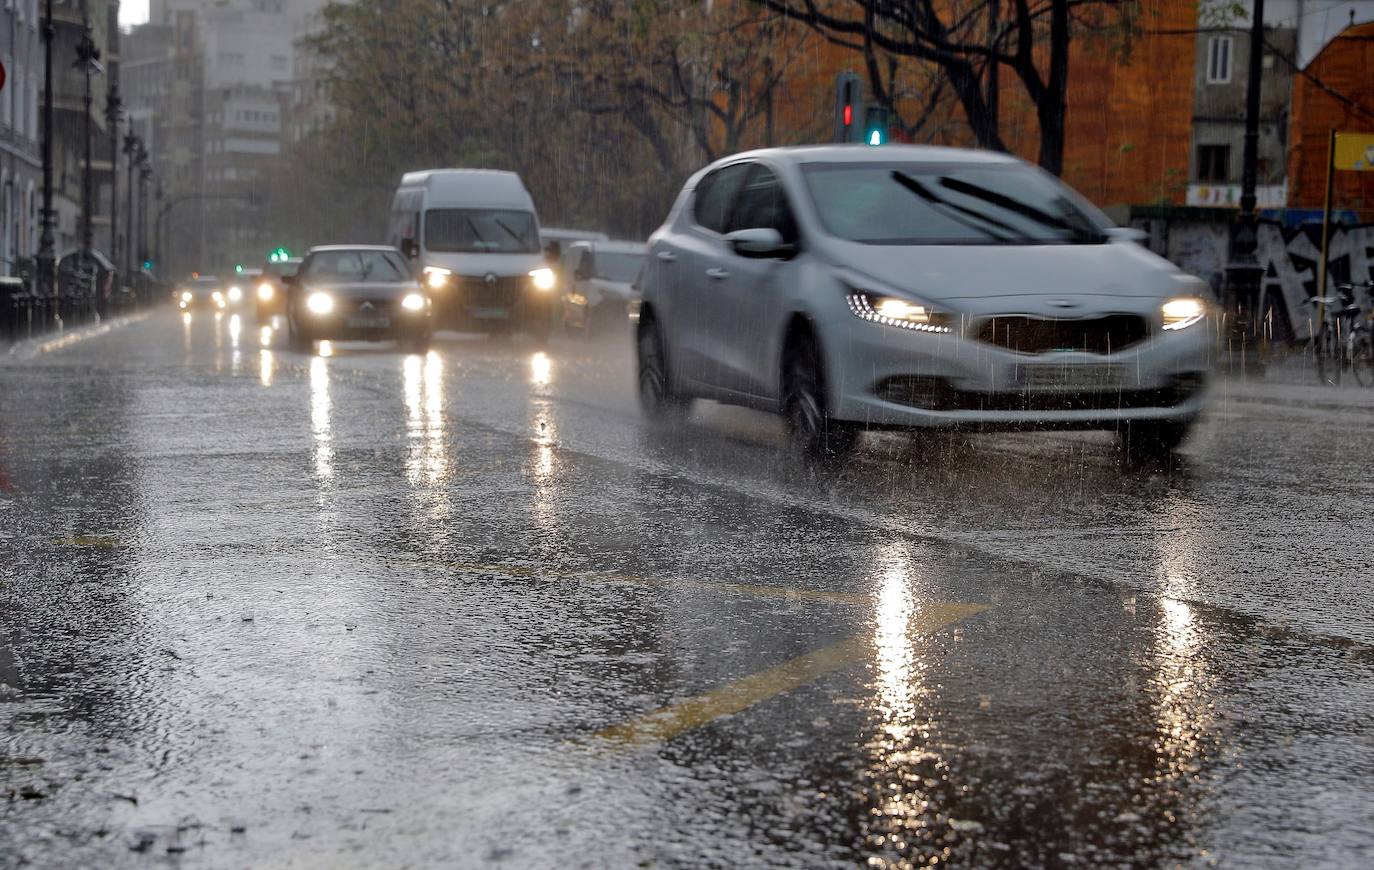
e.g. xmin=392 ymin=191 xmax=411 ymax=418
xmin=3 ymin=310 xmax=155 ymax=361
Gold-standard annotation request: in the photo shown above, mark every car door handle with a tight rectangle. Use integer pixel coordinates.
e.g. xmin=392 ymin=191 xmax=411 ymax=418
xmin=705 ymin=268 xmax=730 ymax=281
xmin=656 ymin=251 xmax=678 ymax=263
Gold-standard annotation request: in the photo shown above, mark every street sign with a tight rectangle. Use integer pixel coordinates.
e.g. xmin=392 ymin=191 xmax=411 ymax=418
xmin=1333 ymin=132 xmax=1374 ymax=171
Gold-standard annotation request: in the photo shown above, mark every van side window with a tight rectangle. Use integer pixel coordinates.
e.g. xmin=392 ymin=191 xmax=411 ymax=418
xmin=692 ymin=163 xmax=749 ymax=235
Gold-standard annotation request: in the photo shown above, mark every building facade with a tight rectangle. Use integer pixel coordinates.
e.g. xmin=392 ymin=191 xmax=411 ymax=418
xmin=0 ymin=0 xmax=42 ymax=278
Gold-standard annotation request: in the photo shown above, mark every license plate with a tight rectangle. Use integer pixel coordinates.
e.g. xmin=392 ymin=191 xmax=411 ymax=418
xmin=347 ymin=316 xmax=390 ymax=329
xmin=1014 ymin=363 xmax=1124 ymax=391
xmin=470 ymin=306 xmax=510 ymax=320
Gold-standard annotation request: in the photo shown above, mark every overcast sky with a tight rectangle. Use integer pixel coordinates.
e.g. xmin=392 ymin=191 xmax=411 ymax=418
xmin=120 ymin=1 xmax=149 ymax=28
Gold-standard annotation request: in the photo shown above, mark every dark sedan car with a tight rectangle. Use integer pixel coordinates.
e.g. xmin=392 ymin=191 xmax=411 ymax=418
xmin=285 ymin=246 xmax=432 ymax=351
xmin=254 ymin=257 xmax=302 ymax=322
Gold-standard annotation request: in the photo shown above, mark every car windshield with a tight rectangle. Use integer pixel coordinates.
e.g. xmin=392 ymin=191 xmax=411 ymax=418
xmin=802 ymin=162 xmax=1109 ymax=245
xmin=302 ymin=250 xmax=410 ymax=283
xmin=593 ymin=252 xmax=643 ymax=283
xmin=264 ymin=260 xmax=300 ymax=278
xmin=425 ymin=209 xmax=540 ymax=254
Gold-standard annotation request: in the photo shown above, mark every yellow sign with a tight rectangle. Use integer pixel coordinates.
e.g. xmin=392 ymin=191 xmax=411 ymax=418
xmin=1334 ymin=132 xmax=1374 ymax=171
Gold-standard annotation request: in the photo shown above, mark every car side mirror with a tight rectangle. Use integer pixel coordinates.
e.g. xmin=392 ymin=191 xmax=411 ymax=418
xmin=725 ymin=228 xmax=789 ymax=259
xmin=1105 ymin=226 xmax=1147 ymax=244
xmin=401 ymin=238 xmax=419 ymax=258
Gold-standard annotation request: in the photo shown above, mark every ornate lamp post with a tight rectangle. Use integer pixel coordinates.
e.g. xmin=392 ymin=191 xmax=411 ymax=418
xmin=37 ymin=0 xmax=56 ymax=297
xmin=106 ymin=80 xmax=122 ymax=296
xmin=75 ymin=8 xmax=105 ymax=279
xmin=123 ymin=133 xmax=140 ymax=282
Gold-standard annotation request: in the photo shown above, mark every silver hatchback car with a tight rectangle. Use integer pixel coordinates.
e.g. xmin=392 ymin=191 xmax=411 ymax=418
xmin=636 ymin=145 xmax=1215 ymax=462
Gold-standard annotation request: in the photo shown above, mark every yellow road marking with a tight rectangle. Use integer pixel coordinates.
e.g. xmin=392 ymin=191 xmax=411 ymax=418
xmin=410 ymin=559 xmax=869 ymax=606
xmin=53 ymin=535 xmax=123 ymax=549
xmin=594 ymin=602 xmax=989 ymax=749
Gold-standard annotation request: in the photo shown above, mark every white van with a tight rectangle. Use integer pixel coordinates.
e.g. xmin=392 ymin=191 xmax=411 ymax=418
xmin=387 ymin=169 xmax=556 ymax=338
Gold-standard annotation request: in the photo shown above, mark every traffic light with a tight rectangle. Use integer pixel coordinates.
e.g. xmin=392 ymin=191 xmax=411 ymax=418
xmin=835 ymin=71 xmax=862 ymax=144
xmin=864 ymin=105 xmax=891 ymax=146
xmin=142 ymin=260 xmax=153 ymax=272
xmin=266 ymin=246 xmax=291 ymax=263
xmin=234 ymin=263 xmax=244 ymax=273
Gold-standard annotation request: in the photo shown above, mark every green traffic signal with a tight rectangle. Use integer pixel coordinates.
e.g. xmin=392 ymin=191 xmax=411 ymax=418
xmin=864 ymin=105 xmax=890 ymax=146
xmin=235 ymin=264 xmax=244 ymax=273
xmin=142 ymin=260 xmax=153 ymax=271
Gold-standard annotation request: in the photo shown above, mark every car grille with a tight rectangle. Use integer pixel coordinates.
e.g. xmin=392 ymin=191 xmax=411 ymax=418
xmin=875 ymin=373 xmax=1203 ymax=413
xmin=342 ymin=299 xmax=398 ymax=315
xmin=455 ymin=274 xmax=527 ymax=308
xmin=974 ymin=314 xmax=1148 ymax=355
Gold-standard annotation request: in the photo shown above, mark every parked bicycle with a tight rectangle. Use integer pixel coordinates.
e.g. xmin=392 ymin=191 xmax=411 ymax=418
xmin=1306 ymin=281 xmax=1368 ymax=386
xmin=1342 ymin=280 xmax=1374 ymax=386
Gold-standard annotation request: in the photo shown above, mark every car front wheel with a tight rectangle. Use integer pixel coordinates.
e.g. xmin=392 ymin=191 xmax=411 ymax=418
xmin=637 ymin=317 xmax=688 ymax=420
xmin=1119 ymin=420 xmax=1191 ymax=465
xmin=783 ymin=330 xmax=857 ymax=464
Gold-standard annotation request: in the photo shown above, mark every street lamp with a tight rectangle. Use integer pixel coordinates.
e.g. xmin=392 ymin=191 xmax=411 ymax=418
xmin=138 ymin=155 xmax=151 ymax=273
xmin=106 ymin=78 xmax=122 ymax=299
xmin=123 ymin=133 xmax=140 ymax=284
xmin=1224 ymin=0 xmax=1266 ymax=361
xmin=37 ymin=0 xmax=56 ymax=298
xmin=75 ymin=7 xmax=105 ymax=284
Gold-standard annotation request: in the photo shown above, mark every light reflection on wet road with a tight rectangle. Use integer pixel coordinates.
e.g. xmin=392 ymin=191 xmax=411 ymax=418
xmin=2 ymin=309 xmax=1372 ymax=867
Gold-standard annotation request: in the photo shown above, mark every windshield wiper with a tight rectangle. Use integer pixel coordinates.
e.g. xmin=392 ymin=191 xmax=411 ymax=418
xmin=935 ymin=176 xmax=1106 ymax=244
xmin=493 ymin=218 xmax=529 ymax=247
xmin=890 ymin=171 xmax=1018 ymax=242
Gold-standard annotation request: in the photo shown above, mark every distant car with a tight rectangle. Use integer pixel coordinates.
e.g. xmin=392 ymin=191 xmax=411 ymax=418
xmin=254 ymin=257 xmax=302 ymax=322
xmin=176 ymin=276 xmax=228 ymax=310
xmin=560 ymin=240 xmax=646 ymax=335
xmin=285 ymin=246 xmax=432 ymax=351
xmin=637 ymin=145 xmax=1214 ymax=463
xmin=540 ymin=227 xmax=609 ymax=263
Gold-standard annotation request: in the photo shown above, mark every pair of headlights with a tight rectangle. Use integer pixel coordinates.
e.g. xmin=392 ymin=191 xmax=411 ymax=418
xmin=423 ymin=266 xmax=556 ymax=292
xmin=304 ymin=292 xmax=427 ymax=314
xmin=846 ymin=287 xmax=1208 ymax=333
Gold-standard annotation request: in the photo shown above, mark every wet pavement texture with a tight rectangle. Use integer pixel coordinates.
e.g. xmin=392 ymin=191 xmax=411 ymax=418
xmin=2 ymin=310 xmax=1372 ymax=867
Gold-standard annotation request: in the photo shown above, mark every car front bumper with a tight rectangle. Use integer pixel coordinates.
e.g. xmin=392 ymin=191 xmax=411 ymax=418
xmin=827 ymin=317 xmax=1215 ymax=430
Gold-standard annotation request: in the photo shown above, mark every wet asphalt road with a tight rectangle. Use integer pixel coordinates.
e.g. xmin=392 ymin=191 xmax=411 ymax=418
xmin=2 ymin=308 xmax=1373 ymax=868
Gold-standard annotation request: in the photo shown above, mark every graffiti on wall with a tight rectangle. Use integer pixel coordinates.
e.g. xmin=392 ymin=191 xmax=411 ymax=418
xmin=1131 ymin=216 xmax=1374 ymax=342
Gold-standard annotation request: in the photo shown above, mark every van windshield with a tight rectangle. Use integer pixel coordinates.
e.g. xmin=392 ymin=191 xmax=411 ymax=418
xmin=425 ymin=209 xmax=540 ymax=254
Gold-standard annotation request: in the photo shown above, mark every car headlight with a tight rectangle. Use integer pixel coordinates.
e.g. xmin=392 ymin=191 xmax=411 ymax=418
xmin=1161 ymin=297 xmax=1206 ymax=331
xmin=257 ymin=283 xmax=274 ymax=301
xmin=528 ymin=267 xmax=556 ymax=291
xmin=306 ymin=292 xmax=334 ymax=315
xmin=423 ymin=266 xmax=451 ymax=289
xmin=227 ymin=285 xmax=243 ymax=303
xmin=212 ymin=290 xmax=224 ymax=302
xmin=844 ymin=285 xmax=951 ymax=333
xmin=180 ymin=291 xmax=192 ymax=302
xmin=401 ymin=293 xmax=426 ymax=311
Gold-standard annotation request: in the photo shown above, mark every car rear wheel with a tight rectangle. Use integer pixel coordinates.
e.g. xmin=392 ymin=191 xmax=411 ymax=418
xmin=783 ymin=330 xmax=857 ymax=464
xmin=287 ymin=317 xmax=312 ymax=353
xmin=1119 ymin=420 xmax=1190 ymax=465
xmin=400 ymin=329 xmax=431 ymax=354
xmin=637 ymin=317 xmax=688 ymax=420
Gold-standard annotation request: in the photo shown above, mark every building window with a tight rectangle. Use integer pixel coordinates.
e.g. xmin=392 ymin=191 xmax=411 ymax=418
xmin=1197 ymin=144 xmax=1230 ymax=182
xmin=1207 ymin=36 xmax=1233 ymax=84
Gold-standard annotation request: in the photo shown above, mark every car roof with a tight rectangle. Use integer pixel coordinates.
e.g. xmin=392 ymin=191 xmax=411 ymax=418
xmin=569 ymin=240 xmax=645 ymax=255
xmin=717 ymin=144 xmax=1021 ymax=168
xmin=306 ymin=245 xmax=403 ymax=254
xmin=541 ymin=228 xmax=609 ymax=242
